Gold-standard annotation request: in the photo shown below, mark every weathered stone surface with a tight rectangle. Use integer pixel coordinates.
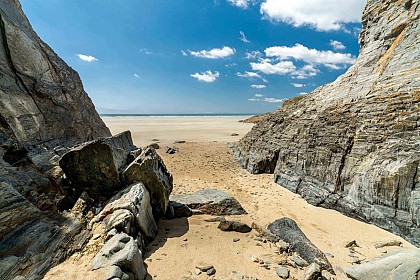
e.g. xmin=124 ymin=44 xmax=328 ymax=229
xmin=275 ymin=266 xmax=289 ymax=279
xmin=304 ymin=263 xmax=321 ymax=280
xmin=345 ymin=249 xmax=420 ymax=280
xmin=233 ymin=0 xmax=420 ymax=245
xmin=171 ymin=189 xmax=247 ymax=216
xmin=92 ymin=232 xmax=146 ymax=280
xmin=268 ymin=218 xmax=334 ymax=273
xmin=168 ymin=201 xmax=193 ymax=218
xmin=91 ymin=183 xmax=157 ymax=240
xmin=123 ymin=147 xmax=173 ymax=218
xmin=0 ymin=0 xmax=111 ymax=279
xmin=218 ymin=220 xmax=252 ymax=233
xmin=60 ymin=131 xmax=135 ymax=200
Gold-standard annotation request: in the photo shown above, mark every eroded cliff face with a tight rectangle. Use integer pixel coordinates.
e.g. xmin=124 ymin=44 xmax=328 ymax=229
xmin=233 ymin=0 xmax=420 ymax=246
xmin=0 ymin=0 xmax=113 ymax=279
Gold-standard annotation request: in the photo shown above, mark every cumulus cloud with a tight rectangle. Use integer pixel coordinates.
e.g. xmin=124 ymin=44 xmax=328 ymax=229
xmin=330 ymin=40 xmax=346 ymax=50
xmin=77 ymin=54 xmax=98 ymax=62
xmin=255 ymin=93 xmax=263 ymax=97
xmin=291 ymin=83 xmax=305 ymax=88
xmin=191 ymin=70 xmax=220 ymax=82
xmin=251 ymin=85 xmax=266 ymax=89
xmin=236 ymin=71 xmax=268 ymax=82
xmin=260 ymin=0 xmax=365 ymax=31
xmin=240 ymin=31 xmax=251 ymax=43
xmin=251 ymin=60 xmax=296 ymax=75
xmin=189 ymin=46 xmax=235 ymax=59
xmin=227 ymin=0 xmax=255 ymax=8
xmin=263 ymin=97 xmax=284 ymax=103
xmin=246 ymin=51 xmax=262 ymax=60
xmin=265 ymin=44 xmax=356 ymax=66
xmin=293 ymin=64 xmax=319 ymax=79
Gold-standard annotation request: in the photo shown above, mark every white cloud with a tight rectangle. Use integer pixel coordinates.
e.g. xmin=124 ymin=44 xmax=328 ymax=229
xmin=181 ymin=50 xmax=188 ymax=56
xmin=225 ymin=63 xmax=237 ymax=67
xmin=265 ymin=44 xmax=356 ymax=66
xmin=77 ymin=54 xmax=98 ymax=62
xmin=248 ymin=98 xmax=259 ymax=101
xmin=139 ymin=48 xmax=153 ymax=55
xmin=191 ymin=70 xmax=220 ymax=82
xmin=299 ymin=92 xmax=308 ymax=95
xmin=227 ymin=0 xmax=254 ymax=8
xmin=251 ymin=60 xmax=296 ymax=75
xmin=260 ymin=0 xmax=365 ymax=31
xmin=291 ymin=83 xmax=305 ymax=88
xmin=134 ymin=74 xmax=140 ymax=79
xmin=246 ymin=51 xmax=262 ymax=60
xmin=251 ymin=85 xmax=266 ymax=89
xmin=236 ymin=71 xmax=268 ymax=82
xmin=263 ymin=97 xmax=283 ymax=103
xmin=189 ymin=46 xmax=235 ymax=59
xmin=330 ymin=40 xmax=346 ymax=50
xmin=293 ymin=64 xmax=319 ymax=79
xmin=255 ymin=94 xmax=263 ymax=97
xmin=240 ymin=31 xmax=251 ymax=43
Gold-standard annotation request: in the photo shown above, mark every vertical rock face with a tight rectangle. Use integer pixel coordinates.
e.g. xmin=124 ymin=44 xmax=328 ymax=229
xmin=233 ymin=0 xmax=420 ymax=246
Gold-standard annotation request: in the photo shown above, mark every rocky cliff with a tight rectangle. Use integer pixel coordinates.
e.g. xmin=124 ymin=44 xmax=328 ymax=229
xmin=0 ymin=0 xmax=118 ymax=279
xmin=233 ymin=0 xmax=420 ymax=246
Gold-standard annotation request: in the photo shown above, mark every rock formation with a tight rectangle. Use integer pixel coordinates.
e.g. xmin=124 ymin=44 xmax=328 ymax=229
xmin=233 ymin=0 xmax=420 ymax=246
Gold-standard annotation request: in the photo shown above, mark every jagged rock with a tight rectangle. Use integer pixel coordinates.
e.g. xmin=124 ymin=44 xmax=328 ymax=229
xmin=123 ymin=147 xmax=173 ymax=218
xmin=218 ymin=220 xmax=252 ymax=233
xmin=268 ymin=218 xmax=334 ymax=273
xmin=59 ymin=131 xmax=135 ymax=200
xmin=91 ymin=183 xmax=157 ymax=240
xmin=304 ymin=263 xmax=321 ymax=280
xmin=345 ymin=249 xmax=420 ymax=280
xmin=233 ymin=0 xmax=420 ymax=246
xmin=168 ymin=201 xmax=193 ymax=218
xmin=91 ymin=232 xmax=146 ymax=280
xmin=164 ymin=146 xmax=177 ymax=154
xmin=170 ymin=189 xmax=247 ymax=216
xmin=275 ymin=266 xmax=289 ymax=279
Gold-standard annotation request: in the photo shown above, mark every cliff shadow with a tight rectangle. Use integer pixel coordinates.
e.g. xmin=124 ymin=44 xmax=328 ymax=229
xmin=144 ymin=216 xmax=190 ymax=258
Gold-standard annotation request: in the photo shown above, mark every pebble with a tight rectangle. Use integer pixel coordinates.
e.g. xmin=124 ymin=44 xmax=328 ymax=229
xmin=195 ymin=268 xmax=201 ymax=275
xmin=195 ymin=263 xmax=214 ymax=272
xmin=206 ymin=267 xmax=216 ymax=276
xmin=276 ymin=266 xmax=290 ymax=279
xmin=233 ymin=238 xmax=240 ymax=242
xmin=291 ymin=255 xmax=309 ymax=267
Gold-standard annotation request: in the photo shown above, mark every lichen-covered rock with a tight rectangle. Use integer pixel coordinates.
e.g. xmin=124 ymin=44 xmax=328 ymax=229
xmin=60 ymin=131 xmax=136 ymax=200
xmin=123 ymin=147 xmax=173 ymax=218
xmin=233 ymin=0 xmax=420 ymax=245
xmin=170 ymin=189 xmax=247 ymax=216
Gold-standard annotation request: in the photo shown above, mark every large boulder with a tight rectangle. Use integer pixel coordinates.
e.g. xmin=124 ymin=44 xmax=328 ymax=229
xmin=171 ymin=189 xmax=247 ymax=215
xmin=91 ymin=232 xmax=146 ymax=280
xmin=123 ymin=147 xmax=173 ymax=218
xmin=232 ymin=0 xmax=420 ymax=245
xmin=91 ymin=183 xmax=157 ymax=240
xmin=268 ymin=218 xmax=334 ymax=274
xmin=60 ymin=131 xmax=136 ymax=200
xmin=345 ymin=249 xmax=420 ymax=280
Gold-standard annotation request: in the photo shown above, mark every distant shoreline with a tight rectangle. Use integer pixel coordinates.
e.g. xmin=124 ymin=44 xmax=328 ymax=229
xmin=100 ymin=113 xmax=257 ymax=118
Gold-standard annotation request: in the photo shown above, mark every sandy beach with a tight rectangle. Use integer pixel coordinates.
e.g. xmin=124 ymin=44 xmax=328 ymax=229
xmin=44 ymin=116 xmax=414 ymax=280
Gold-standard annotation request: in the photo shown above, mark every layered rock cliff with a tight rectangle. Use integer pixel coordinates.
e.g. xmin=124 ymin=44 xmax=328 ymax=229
xmin=233 ymin=0 xmax=420 ymax=246
xmin=0 ymin=0 xmax=115 ymax=279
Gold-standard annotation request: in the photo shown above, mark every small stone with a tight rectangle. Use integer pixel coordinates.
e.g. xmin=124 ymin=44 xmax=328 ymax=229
xmin=195 ymin=268 xmax=201 ymax=275
xmin=374 ymin=240 xmax=402 ymax=249
xmin=233 ymin=238 xmax=240 ymax=242
xmin=152 ymin=138 xmax=159 ymax=141
xmin=276 ymin=240 xmax=290 ymax=252
xmin=231 ymin=133 xmax=239 ymax=136
xmin=304 ymin=263 xmax=321 ymax=280
xmin=256 ymin=243 xmax=263 ymax=247
xmin=196 ymin=263 xmax=214 ymax=272
xmin=254 ymin=237 xmax=264 ymax=242
xmin=276 ymin=266 xmax=289 ymax=279
xmin=205 ymin=216 xmax=226 ymax=222
xmin=92 ymin=234 xmax=101 ymax=240
xmin=345 ymin=240 xmax=359 ymax=248
xmin=206 ymin=267 xmax=216 ymax=276
xmin=174 ymin=140 xmax=186 ymax=144
xmin=164 ymin=146 xmax=176 ymax=154
xmin=149 ymin=143 xmax=160 ymax=149
xmin=218 ymin=220 xmax=252 ymax=233
xmin=251 ymin=255 xmax=260 ymax=263
xmin=291 ymin=255 xmax=309 ymax=267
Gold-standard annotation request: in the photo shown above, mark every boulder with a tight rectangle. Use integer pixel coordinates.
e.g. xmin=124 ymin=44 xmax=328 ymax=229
xmin=91 ymin=183 xmax=157 ymax=240
xmin=345 ymin=249 xmax=420 ymax=280
xmin=304 ymin=263 xmax=321 ymax=280
xmin=167 ymin=201 xmax=193 ymax=218
xmin=123 ymin=147 xmax=173 ymax=218
xmin=275 ymin=266 xmax=289 ymax=279
xmin=91 ymin=232 xmax=146 ymax=280
xmin=218 ymin=220 xmax=252 ymax=233
xmin=170 ymin=189 xmax=247 ymax=216
xmin=59 ymin=131 xmax=135 ymax=199
xmin=268 ymin=218 xmax=334 ymax=274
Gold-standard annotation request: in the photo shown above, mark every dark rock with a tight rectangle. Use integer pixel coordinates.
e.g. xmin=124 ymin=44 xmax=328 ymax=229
xmin=90 ymin=183 xmax=157 ymax=240
xmin=268 ymin=218 xmax=334 ymax=274
xmin=195 ymin=263 xmax=214 ymax=272
xmin=374 ymin=240 xmax=402 ymax=249
xmin=149 ymin=143 xmax=160 ymax=149
xmin=123 ymin=147 xmax=173 ymax=218
xmin=231 ymin=133 xmax=239 ymax=136
xmin=218 ymin=220 xmax=252 ymax=233
xmin=164 ymin=146 xmax=176 ymax=154
xmin=171 ymin=201 xmax=193 ymax=218
xmin=345 ymin=240 xmax=359 ymax=248
xmin=174 ymin=140 xmax=186 ymax=144
xmin=304 ymin=263 xmax=321 ymax=280
xmin=59 ymin=131 xmax=135 ymax=200
xmin=206 ymin=267 xmax=216 ymax=276
xmin=345 ymin=249 xmax=420 ymax=280
xmin=91 ymin=232 xmax=146 ymax=280
xmin=205 ymin=216 xmax=226 ymax=222
xmin=232 ymin=0 xmax=420 ymax=246
xmin=170 ymin=189 xmax=247 ymax=216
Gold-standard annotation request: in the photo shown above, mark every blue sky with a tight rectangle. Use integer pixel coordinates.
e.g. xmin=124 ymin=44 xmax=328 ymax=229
xmin=20 ymin=0 xmax=366 ymax=114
